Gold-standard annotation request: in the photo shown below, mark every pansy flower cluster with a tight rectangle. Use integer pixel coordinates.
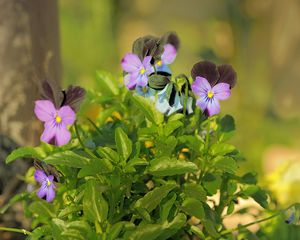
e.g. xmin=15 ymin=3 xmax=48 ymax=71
xmin=33 ymin=80 xmax=85 ymax=202
xmin=121 ymin=33 xmax=237 ymax=117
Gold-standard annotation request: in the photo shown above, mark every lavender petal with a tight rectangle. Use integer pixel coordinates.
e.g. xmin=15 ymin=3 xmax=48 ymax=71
xmin=121 ymin=53 xmax=142 ymax=73
xmin=207 ymin=99 xmax=220 ymax=116
xmin=34 ymin=100 xmax=56 ymax=122
xmin=34 ymin=170 xmax=47 ymax=183
xmin=58 ymin=106 xmax=76 ymax=125
xmin=161 ymin=44 xmax=177 ymax=65
xmin=212 ymin=83 xmax=231 ymax=100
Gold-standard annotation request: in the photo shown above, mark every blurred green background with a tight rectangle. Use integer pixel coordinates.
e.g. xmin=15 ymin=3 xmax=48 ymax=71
xmin=59 ymin=0 xmax=300 ymax=205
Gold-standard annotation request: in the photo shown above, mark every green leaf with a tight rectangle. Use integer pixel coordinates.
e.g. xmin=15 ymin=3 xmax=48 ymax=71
xmin=95 ymin=71 xmax=119 ymax=95
xmin=135 ymin=184 xmax=176 ymax=213
xmin=115 ymin=127 xmax=132 ymax=162
xmin=168 ymin=113 xmax=184 ymax=122
xmin=6 ymin=146 xmax=47 ymax=164
xmin=203 ymin=173 xmax=222 ymax=195
xmin=158 ymin=213 xmax=187 ymax=240
xmin=29 ymin=201 xmax=56 ymax=218
xmin=227 ymin=201 xmax=235 ymax=215
xmin=190 ymin=225 xmax=205 ymax=239
xmin=181 ymin=198 xmax=205 ymax=220
xmin=78 ymin=158 xmax=114 ymax=178
xmin=156 ymin=136 xmax=177 ymax=157
xmin=108 ymin=222 xmax=126 ymax=240
xmin=58 ymin=205 xmax=83 ymax=218
xmin=220 ymin=114 xmax=235 ymax=132
xmin=97 ymin=147 xmax=119 ymax=163
xmin=83 ymin=180 xmax=108 ymax=223
xmin=214 ymin=156 xmax=238 ymax=174
xmin=124 ymin=224 xmax=162 ymax=240
xmin=251 ymin=188 xmax=268 ymax=209
xmin=160 ymin=193 xmax=177 ymax=222
xmin=164 ymin=120 xmax=183 ymax=136
xmin=51 ymin=218 xmax=66 ymax=240
xmin=148 ymin=74 xmax=170 ymax=90
xmin=44 ymin=151 xmax=90 ymax=168
xmin=240 ymin=172 xmax=257 ymax=184
xmin=203 ymin=219 xmax=220 ymax=238
xmin=148 ymin=157 xmax=198 ymax=176
xmin=132 ymin=95 xmax=163 ymax=125
xmin=210 ymin=143 xmax=235 ymax=156
xmin=184 ymin=183 xmax=207 ymax=202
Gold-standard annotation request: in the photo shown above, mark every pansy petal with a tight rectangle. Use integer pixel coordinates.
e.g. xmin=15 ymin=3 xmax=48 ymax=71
xmin=136 ymin=74 xmax=148 ymax=87
xmin=191 ymin=61 xmax=219 ymax=86
xmin=192 ymin=77 xmax=211 ymax=96
xmin=207 ymin=99 xmax=220 ymax=116
xmin=46 ymin=186 xmax=56 ymax=202
xmin=161 ymin=44 xmax=177 ymax=65
xmin=55 ymin=126 xmax=71 ymax=146
xmin=142 ymin=56 xmax=152 ymax=68
xmin=124 ymin=74 xmax=136 ymax=90
xmin=218 ymin=64 xmax=237 ymax=88
xmin=58 ymin=106 xmax=76 ymax=125
xmin=37 ymin=185 xmax=47 ymax=199
xmin=196 ymin=98 xmax=208 ymax=112
xmin=34 ymin=170 xmax=47 ymax=183
xmin=162 ymin=32 xmax=180 ymax=50
xmin=121 ymin=53 xmax=142 ymax=73
xmin=47 ymin=175 xmax=55 ymax=183
xmin=41 ymin=121 xmax=56 ymax=143
xmin=34 ymin=100 xmax=56 ymax=122
xmin=213 ymin=83 xmax=231 ymax=100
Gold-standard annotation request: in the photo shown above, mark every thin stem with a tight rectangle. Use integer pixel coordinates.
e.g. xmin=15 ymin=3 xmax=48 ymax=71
xmin=183 ymin=83 xmax=189 ymax=116
xmin=87 ymin=117 xmax=102 ymax=135
xmin=0 ymin=227 xmax=31 ymax=235
xmin=206 ymin=204 xmax=296 ymax=240
xmin=74 ymin=121 xmax=97 ymax=158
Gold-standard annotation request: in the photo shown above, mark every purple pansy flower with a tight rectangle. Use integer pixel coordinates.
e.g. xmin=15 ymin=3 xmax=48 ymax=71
xmin=34 ymin=100 xmax=76 ymax=146
xmin=156 ymin=44 xmax=177 ymax=74
xmin=34 ymin=170 xmax=56 ymax=202
xmin=191 ymin=61 xmax=237 ymax=116
xmin=192 ymin=77 xmax=231 ymax=116
xmin=121 ymin=53 xmax=153 ymax=90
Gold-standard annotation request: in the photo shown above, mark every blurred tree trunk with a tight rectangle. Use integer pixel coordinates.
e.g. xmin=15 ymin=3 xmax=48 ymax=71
xmin=0 ymin=0 xmax=61 ymax=146
xmin=0 ymin=1 xmax=61 ymax=239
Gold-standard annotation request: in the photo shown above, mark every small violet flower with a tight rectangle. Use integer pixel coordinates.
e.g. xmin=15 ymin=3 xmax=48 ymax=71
xmin=34 ymin=170 xmax=56 ymax=202
xmin=34 ymin=100 xmax=76 ymax=146
xmin=156 ymin=44 xmax=177 ymax=75
xmin=121 ymin=53 xmax=153 ymax=90
xmin=135 ymin=85 xmax=156 ymax=101
xmin=192 ymin=77 xmax=231 ymax=116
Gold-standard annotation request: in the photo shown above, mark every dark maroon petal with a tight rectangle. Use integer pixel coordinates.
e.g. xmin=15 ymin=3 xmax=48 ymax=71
xmin=191 ymin=61 xmax=219 ymax=86
xmin=132 ymin=35 xmax=162 ymax=60
xmin=63 ymin=85 xmax=86 ymax=112
xmin=41 ymin=80 xmax=64 ymax=108
xmin=217 ymin=64 xmax=237 ymax=88
xmin=161 ymin=32 xmax=180 ymax=50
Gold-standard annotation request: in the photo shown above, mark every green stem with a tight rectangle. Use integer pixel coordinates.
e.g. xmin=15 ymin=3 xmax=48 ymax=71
xmin=0 ymin=227 xmax=31 ymax=235
xmin=74 ymin=121 xmax=97 ymax=158
xmin=87 ymin=117 xmax=102 ymax=135
xmin=183 ymin=83 xmax=189 ymax=116
xmin=206 ymin=204 xmax=295 ymax=240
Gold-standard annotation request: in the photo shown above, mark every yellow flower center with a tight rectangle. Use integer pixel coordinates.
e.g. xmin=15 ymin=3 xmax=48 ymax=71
xmin=140 ymin=67 xmax=146 ymax=75
xmin=55 ymin=115 xmax=62 ymax=123
xmin=156 ymin=60 xmax=162 ymax=66
xmin=46 ymin=179 xmax=51 ymax=186
xmin=207 ymin=90 xmax=214 ymax=99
